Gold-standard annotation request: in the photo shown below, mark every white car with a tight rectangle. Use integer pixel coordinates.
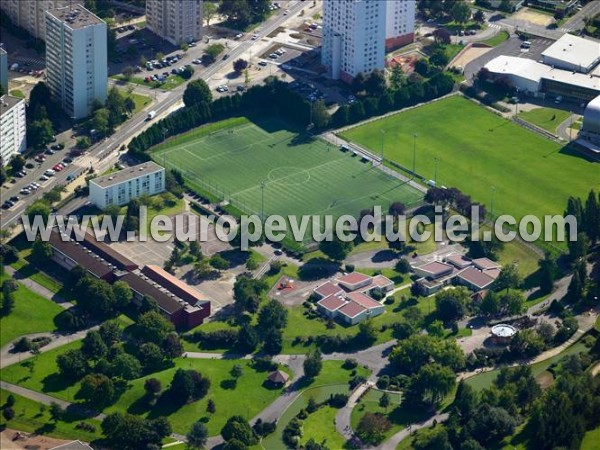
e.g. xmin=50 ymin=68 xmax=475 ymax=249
xmin=40 ymin=175 xmax=49 ymax=181
xmin=252 ymin=34 xmax=259 ymax=40
xmin=235 ymin=33 xmax=243 ymax=39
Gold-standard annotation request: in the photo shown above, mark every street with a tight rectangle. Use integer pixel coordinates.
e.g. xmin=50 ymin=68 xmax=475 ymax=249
xmin=0 ymin=0 xmax=305 ymax=232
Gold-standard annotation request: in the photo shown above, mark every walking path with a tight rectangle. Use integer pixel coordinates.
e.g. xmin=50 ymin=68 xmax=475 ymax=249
xmin=336 ymin=381 xmax=375 ymax=440
xmin=4 ymin=266 xmax=73 ymax=310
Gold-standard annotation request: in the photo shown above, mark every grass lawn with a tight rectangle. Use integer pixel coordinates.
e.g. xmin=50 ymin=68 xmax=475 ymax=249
xmin=112 ymin=74 xmax=186 ymax=90
xmin=299 ymin=405 xmax=347 ymax=449
xmin=0 ymin=274 xmax=64 ymax=348
xmin=518 ymin=107 xmax=571 ymax=134
xmin=341 ymin=96 xmax=599 ymax=226
xmin=465 ymin=341 xmax=587 ymax=391
xmin=482 ymin=30 xmax=510 ymax=46
xmin=9 ymin=89 xmax=25 ymax=98
xmin=152 ymin=116 xmax=423 ymax=244
xmin=121 ymin=90 xmax=152 ymax=114
xmin=595 ymin=315 xmax=600 ymax=332
xmin=581 ymin=426 xmax=600 ymax=450
xmin=0 ymin=389 xmax=102 ymax=442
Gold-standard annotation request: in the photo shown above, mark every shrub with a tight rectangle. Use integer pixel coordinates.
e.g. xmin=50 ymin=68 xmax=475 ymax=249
xmin=329 ymin=393 xmax=349 ymax=408
xmin=343 ymin=358 xmax=358 ymax=370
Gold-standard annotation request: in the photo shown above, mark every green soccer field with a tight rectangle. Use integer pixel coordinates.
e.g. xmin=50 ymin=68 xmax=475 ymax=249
xmin=152 ymin=117 xmax=423 ymax=225
xmin=341 ymin=95 xmax=600 ymax=222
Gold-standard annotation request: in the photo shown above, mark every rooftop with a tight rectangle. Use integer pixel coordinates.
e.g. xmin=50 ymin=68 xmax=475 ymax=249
xmin=317 ymin=294 xmax=347 ymax=312
xmin=46 ymin=4 xmax=105 ymax=30
xmin=89 ymin=161 xmax=164 ymax=189
xmin=416 ymin=261 xmax=454 ymax=277
xmin=338 ymin=301 xmax=367 ymax=319
xmin=267 ymin=370 xmax=289 ymax=384
xmin=49 ymin=230 xmax=114 ymax=279
xmin=76 ymin=230 xmax=138 ymax=271
xmin=337 ymin=272 xmax=372 ymax=287
xmin=445 ymin=254 xmax=472 ymax=269
xmin=485 ymin=56 xmax=600 ymax=92
xmin=472 ymin=258 xmax=500 ymax=271
xmin=142 ymin=265 xmax=211 ymax=307
xmin=119 ymin=272 xmax=184 ymax=315
xmin=457 ymin=267 xmax=496 ymax=290
xmin=371 ymin=274 xmax=394 ymax=288
xmin=0 ymin=95 xmax=24 ymax=117
xmin=542 ymin=34 xmax=600 ymax=71
xmin=346 ymin=292 xmax=382 ymax=309
xmin=491 ymin=324 xmax=517 ymax=338
xmin=314 ymin=281 xmax=344 ymax=298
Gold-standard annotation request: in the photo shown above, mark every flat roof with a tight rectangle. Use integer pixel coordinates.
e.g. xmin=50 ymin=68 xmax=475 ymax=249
xmin=46 ymin=4 xmax=105 ymax=29
xmin=337 ymin=272 xmax=372 ymax=286
xmin=142 ymin=265 xmax=211 ymax=306
xmin=120 ymin=272 xmax=184 ymax=315
xmin=542 ymin=34 xmax=600 ymax=71
xmin=485 ymin=56 xmax=600 ymax=92
xmin=0 ymin=95 xmax=24 ymax=116
xmin=472 ymin=258 xmax=500 ymax=270
xmin=317 ymin=294 xmax=347 ymax=312
xmin=338 ymin=301 xmax=367 ymax=319
xmin=491 ymin=324 xmax=517 ymax=337
xmin=346 ymin=292 xmax=382 ymax=309
xmin=458 ymin=267 xmax=495 ymax=290
xmin=89 ymin=161 xmax=164 ymax=189
xmin=416 ymin=261 xmax=454 ymax=276
xmin=445 ymin=254 xmax=472 ymax=269
xmin=371 ymin=274 xmax=394 ymax=288
xmin=49 ymin=230 xmax=114 ymax=279
xmin=314 ymin=281 xmax=344 ymax=298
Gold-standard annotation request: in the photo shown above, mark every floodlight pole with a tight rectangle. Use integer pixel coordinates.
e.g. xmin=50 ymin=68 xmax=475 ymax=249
xmin=412 ymin=133 xmax=418 ymax=177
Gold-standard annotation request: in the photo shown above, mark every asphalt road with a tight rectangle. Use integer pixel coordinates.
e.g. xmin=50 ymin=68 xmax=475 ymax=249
xmin=562 ymin=1 xmax=600 ymax=32
xmin=0 ymin=0 xmax=305 ymax=231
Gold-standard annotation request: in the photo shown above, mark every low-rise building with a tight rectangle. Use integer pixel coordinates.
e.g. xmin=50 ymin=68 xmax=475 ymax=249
xmin=49 ymin=230 xmax=115 ymax=280
xmin=541 ymin=34 xmax=600 ymax=74
xmin=413 ymin=261 xmax=454 ymax=280
xmin=313 ymin=281 xmax=344 ymax=300
xmin=89 ymin=161 xmax=166 ymax=209
xmin=456 ymin=267 xmax=496 ymax=291
xmin=581 ymin=94 xmax=600 ymax=147
xmin=0 ymin=94 xmax=26 ymax=166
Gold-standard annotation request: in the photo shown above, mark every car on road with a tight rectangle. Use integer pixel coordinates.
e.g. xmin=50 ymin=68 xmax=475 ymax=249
xmin=274 ymin=249 xmax=283 ymax=256
xmin=9 ymin=196 xmax=19 ymax=203
xmin=258 ymin=61 xmax=268 ymax=67
xmin=35 ymin=154 xmax=46 ymax=162
xmin=252 ymin=34 xmax=259 ymax=40
xmin=20 ymin=188 xmax=31 ymax=195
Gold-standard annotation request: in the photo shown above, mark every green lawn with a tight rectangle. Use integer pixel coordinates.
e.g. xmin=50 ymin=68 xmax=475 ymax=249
xmin=0 ymin=389 xmax=102 ymax=442
xmin=112 ymin=74 xmax=186 ymax=90
xmin=465 ymin=341 xmax=588 ymax=391
xmin=518 ymin=107 xmax=571 ymax=134
xmin=581 ymin=426 xmax=600 ymax=450
xmin=299 ymin=405 xmax=347 ymax=449
xmin=9 ymin=89 xmax=25 ymax=98
xmin=341 ymin=96 xmax=599 ymax=226
xmin=481 ymin=30 xmax=510 ymax=47
xmin=152 ymin=117 xmax=423 ymax=244
xmin=0 ymin=274 xmax=64 ymax=348
xmin=121 ymin=90 xmax=152 ymax=114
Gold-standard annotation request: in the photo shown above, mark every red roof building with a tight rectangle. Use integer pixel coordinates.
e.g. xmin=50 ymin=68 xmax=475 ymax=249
xmin=456 ymin=267 xmax=496 ymax=291
xmin=314 ymin=281 xmax=344 ymax=299
xmin=337 ymin=272 xmax=373 ymax=291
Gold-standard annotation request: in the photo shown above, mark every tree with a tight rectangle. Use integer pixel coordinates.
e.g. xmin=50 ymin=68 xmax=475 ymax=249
xmin=231 ymin=364 xmax=243 ymax=379
xmin=495 ymin=263 xmax=522 ymax=292
xmin=57 ymin=349 xmax=88 ymax=379
xmin=319 ymin=236 xmax=354 ymax=261
xmin=221 ymin=415 xmax=256 ymax=446
xmin=79 ymin=373 xmax=115 ymax=407
xmin=187 ymin=421 xmax=209 ymax=449
xmin=583 ymin=190 xmax=599 ymax=242
xmin=122 ymin=66 xmax=135 ymax=80
xmin=82 ymin=330 xmax=108 ymax=360
xmin=183 ymin=79 xmax=213 ymax=108
xmin=237 ymin=324 xmax=259 ymax=353
xmin=501 ymin=290 xmax=525 ymax=316
xmin=454 ymin=380 xmax=477 ymax=419
xmin=137 ymin=311 xmax=175 ymax=344
xmin=567 ymin=271 xmax=584 ymax=303
xmin=9 ymin=154 xmax=25 ymax=173
xmin=144 ymin=378 xmax=162 ymax=398
xmin=257 ymin=299 xmax=288 ymax=334
xmin=435 ymin=287 xmax=469 ymax=323
xmin=474 ymin=9 xmax=485 ymax=23
xmin=303 ymin=348 xmax=323 ymax=379
xmin=433 ymin=28 xmax=452 ymax=45
xmin=233 ymin=277 xmax=267 ymax=313
xmin=414 ymin=59 xmax=430 ymax=77
xmin=511 ymin=329 xmax=544 ymax=358
xmin=99 ymin=319 xmax=122 ymax=346
xmin=538 ymin=254 xmax=557 ymax=295
xmin=181 ymin=65 xmax=195 ymax=80
xmin=162 ymin=332 xmax=184 ymax=359
xmin=357 ymin=319 xmax=378 ymax=345
xmin=91 ymin=108 xmax=110 ymax=136
xmin=49 ymin=402 xmax=65 ymax=422
xmin=31 ymin=238 xmax=53 ymax=264
xmin=311 ymin=99 xmax=331 ymax=129
xmin=470 ymin=404 xmax=517 ymax=445
xmin=451 ymin=1 xmax=471 ymax=24
xmin=203 ymin=1 xmax=218 ymax=25
xmin=112 ymin=281 xmax=133 ymax=309
xmin=210 ymin=254 xmax=230 ymax=271
xmin=395 ymin=258 xmax=411 ymax=273
xmin=102 ymin=412 xmax=171 ymax=450
xmin=568 ymin=232 xmax=590 ymax=261
xmin=388 ymin=202 xmax=406 ymax=217
xmin=379 ymin=392 xmax=391 ymax=411
xmin=77 ymin=136 xmax=92 ymax=149
xmin=139 ymin=342 xmax=164 ymax=372
xmin=233 ymin=59 xmax=249 ymax=73
xmin=428 ymin=319 xmax=445 ymax=337
xmin=27 ymin=119 xmax=54 ymax=149
xmin=356 ymin=412 xmax=392 ymax=444
xmin=407 ymin=363 xmax=455 ymax=407
xmin=365 ymin=70 xmax=387 ymax=97
xmin=168 ymin=369 xmax=210 ymax=403
xmin=110 ymin=353 xmax=142 ymax=380
xmin=262 ymin=327 xmax=283 ymax=354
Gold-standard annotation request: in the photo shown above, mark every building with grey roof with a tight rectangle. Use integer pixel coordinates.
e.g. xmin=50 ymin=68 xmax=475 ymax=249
xmin=45 ymin=4 xmax=107 ymax=119
xmin=541 ymin=34 xmax=600 ymax=74
xmin=88 ymin=161 xmax=166 ymax=209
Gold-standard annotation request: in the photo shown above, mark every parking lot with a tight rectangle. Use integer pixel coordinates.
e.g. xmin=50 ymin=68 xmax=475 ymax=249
xmin=502 ymin=36 xmax=554 ymax=62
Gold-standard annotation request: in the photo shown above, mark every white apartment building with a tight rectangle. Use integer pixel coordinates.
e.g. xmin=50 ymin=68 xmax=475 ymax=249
xmin=0 ymin=48 xmax=7 ymax=94
xmin=45 ymin=4 xmax=107 ymax=120
xmin=385 ymin=0 xmax=416 ymax=51
xmin=89 ymin=162 xmax=166 ymax=209
xmin=322 ymin=0 xmax=386 ymax=83
xmin=0 ymin=95 xmax=27 ymax=166
xmin=0 ymin=0 xmax=70 ymax=40
xmin=146 ymin=0 xmax=203 ymax=46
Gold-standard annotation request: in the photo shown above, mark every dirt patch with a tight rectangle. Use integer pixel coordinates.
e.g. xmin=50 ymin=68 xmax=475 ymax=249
xmin=1 ymin=429 xmax=73 ymax=450
xmin=512 ymin=7 xmax=555 ymax=27
xmin=536 ymin=370 xmax=555 ymax=389
xmin=451 ymin=46 xmax=492 ymax=68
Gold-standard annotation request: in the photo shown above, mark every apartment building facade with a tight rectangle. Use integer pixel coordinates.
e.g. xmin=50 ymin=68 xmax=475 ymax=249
xmin=89 ymin=161 xmax=166 ymax=209
xmin=146 ymin=0 xmax=203 ymax=46
xmin=385 ymin=0 xmax=416 ymax=51
xmin=45 ymin=4 xmax=107 ymax=120
xmin=0 ymin=95 xmax=26 ymax=166
xmin=0 ymin=0 xmax=70 ymax=40
xmin=0 ymin=48 xmax=7 ymax=94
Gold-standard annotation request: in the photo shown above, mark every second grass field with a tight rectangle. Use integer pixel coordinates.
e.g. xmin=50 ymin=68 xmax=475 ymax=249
xmin=152 ymin=117 xmax=423 ymax=221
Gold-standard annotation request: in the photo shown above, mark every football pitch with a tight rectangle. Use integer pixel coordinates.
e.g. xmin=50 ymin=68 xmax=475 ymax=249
xmin=152 ymin=117 xmax=423 ymax=228
xmin=342 ymin=95 xmax=600 ymax=221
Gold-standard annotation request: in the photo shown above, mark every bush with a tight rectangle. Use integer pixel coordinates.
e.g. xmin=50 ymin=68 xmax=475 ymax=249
xmin=329 ymin=393 xmax=349 ymax=408
xmin=345 ymin=264 xmax=355 ymax=272
xmin=349 ymin=375 xmax=367 ymax=389
xmin=343 ymin=358 xmax=358 ymax=370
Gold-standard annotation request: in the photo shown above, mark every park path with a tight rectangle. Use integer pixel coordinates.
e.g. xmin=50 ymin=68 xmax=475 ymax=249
xmin=3 ymin=266 xmax=74 ymax=309
xmin=375 ymin=413 xmax=450 ymax=450
xmin=336 ymin=381 xmax=375 ymax=440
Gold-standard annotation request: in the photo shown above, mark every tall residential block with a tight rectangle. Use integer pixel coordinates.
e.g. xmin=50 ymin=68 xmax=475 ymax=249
xmin=0 ymin=95 xmax=27 ymax=166
xmin=0 ymin=48 xmax=8 ymax=94
xmin=146 ymin=0 xmax=203 ymax=46
xmin=385 ymin=0 xmax=416 ymax=51
xmin=0 ymin=0 xmax=70 ymax=40
xmin=322 ymin=0 xmax=386 ymax=83
xmin=45 ymin=4 xmax=107 ymax=120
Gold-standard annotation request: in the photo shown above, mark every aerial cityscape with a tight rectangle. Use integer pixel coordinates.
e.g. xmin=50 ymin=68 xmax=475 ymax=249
xmin=0 ymin=0 xmax=599 ymax=449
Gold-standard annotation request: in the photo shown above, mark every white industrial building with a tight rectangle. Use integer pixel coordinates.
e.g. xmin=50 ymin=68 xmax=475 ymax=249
xmin=484 ymin=55 xmax=600 ymax=102
xmin=89 ymin=161 xmax=166 ymax=209
xmin=146 ymin=0 xmax=203 ymax=46
xmin=45 ymin=4 xmax=107 ymax=120
xmin=322 ymin=0 xmax=415 ymax=82
xmin=385 ymin=0 xmax=416 ymax=51
xmin=0 ymin=0 xmax=70 ymax=40
xmin=580 ymin=95 xmax=600 ymax=147
xmin=0 ymin=95 xmax=27 ymax=166
xmin=541 ymin=34 xmax=600 ymax=74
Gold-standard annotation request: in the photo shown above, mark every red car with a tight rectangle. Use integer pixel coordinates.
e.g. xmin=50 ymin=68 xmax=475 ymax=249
xmin=53 ymin=164 xmax=64 ymax=171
